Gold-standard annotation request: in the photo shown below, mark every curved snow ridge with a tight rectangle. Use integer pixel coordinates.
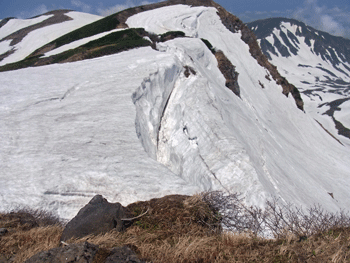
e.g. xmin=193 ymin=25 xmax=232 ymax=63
xmin=132 ymin=37 xmax=268 ymax=205
xmin=126 ymin=4 xmax=211 ymax=37
xmin=127 ymin=5 xmax=350 ymax=212
xmin=132 ymin=57 xmax=183 ymax=159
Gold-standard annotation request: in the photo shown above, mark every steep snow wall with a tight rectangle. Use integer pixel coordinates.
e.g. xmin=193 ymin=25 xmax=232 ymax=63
xmin=132 ymin=38 xmax=265 ymax=203
xmin=132 ymin=62 xmax=182 ymax=159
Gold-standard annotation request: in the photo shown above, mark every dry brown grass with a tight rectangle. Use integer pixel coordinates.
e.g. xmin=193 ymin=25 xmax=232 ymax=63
xmin=1 ymin=194 xmax=350 ymax=262
xmin=73 ymin=226 xmax=350 ymax=262
xmin=0 ymin=210 xmax=63 ymax=262
xmin=0 ymin=225 xmax=63 ymax=263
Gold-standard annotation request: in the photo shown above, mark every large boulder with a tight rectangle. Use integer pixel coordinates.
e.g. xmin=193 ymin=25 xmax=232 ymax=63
xmin=61 ymin=195 xmax=129 ymax=241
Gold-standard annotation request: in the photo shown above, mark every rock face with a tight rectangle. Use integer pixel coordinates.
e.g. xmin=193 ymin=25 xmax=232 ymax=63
xmin=0 ymin=228 xmax=8 ymax=236
xmin=25 ymin=243 xmax=146 ymax=263
xmin=61 ymin=195 xmax=129 ymax=241
xmin=25 ymin=242 xmax=98 ymax=263
xmin=105 ymin=246 xmax=147 ymax=263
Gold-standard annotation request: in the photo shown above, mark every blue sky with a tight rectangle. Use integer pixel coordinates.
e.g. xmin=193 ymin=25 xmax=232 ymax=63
xmin=1 ymin=0 xmax=350 ymax=39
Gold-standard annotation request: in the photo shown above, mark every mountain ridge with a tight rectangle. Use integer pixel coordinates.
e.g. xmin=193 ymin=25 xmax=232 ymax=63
xmin=1 ymin=1 xmax=350 ymax=220
xmin=0 ymin=1 xmax=303 ymax=110
xmin=248 ymin=17 xmax=350 ymax=143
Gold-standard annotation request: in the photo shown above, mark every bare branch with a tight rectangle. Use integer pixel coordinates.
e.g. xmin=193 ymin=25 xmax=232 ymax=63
xmin=121 ymin=208 xmax=149 ymax=221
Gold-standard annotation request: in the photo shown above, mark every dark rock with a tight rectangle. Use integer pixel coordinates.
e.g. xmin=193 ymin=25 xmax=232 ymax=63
xmin=105 ymin=246 xmax=147 ymax=263
xmin=25 ymin=242 xmax=98 ymax=263
xmin=25 ymin=243 xmax=147 ymax=263
xmin=215 ymin=50 xmax=240 ymax=97
xmin=61 ymin=195 xmax=129 ymax=241
xmin=0 ymin=228 xmax=8 ymax=236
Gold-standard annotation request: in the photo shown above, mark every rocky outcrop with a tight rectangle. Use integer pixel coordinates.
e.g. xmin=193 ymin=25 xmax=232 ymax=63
xmin=105 ymin=246 xmax=147 ymax=263
xmin=60 ymin=195 xmax=130 ymax=241
xmin=25 ymin=242 xmax=98 ymax=263
xmin=25 ymin=242 xmax=147 ymax=263
xmin=214 ymin=50 xmax=240 ymax=97
xmin=0 ymin=228 xmax=8 ymax=236
xmin=211 ymin=3 xmax=304 ymax=110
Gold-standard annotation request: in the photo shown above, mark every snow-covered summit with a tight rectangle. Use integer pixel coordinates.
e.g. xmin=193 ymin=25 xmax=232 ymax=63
xmin=1 ymin=3 xmax=350 ymax=220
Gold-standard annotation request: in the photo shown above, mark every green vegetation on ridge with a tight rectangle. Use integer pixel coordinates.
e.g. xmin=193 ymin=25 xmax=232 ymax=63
xmin=49 ymin=14 xmax=121 ymax=49
xmin=0 ymin=28 xmax=151 ymax=72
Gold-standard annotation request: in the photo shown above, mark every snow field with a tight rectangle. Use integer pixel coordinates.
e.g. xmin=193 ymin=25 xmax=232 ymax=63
xmin=0 ymin=48 xmax=200 ymax=219
xmin=0 ymin=12 xmax=102 ymax=66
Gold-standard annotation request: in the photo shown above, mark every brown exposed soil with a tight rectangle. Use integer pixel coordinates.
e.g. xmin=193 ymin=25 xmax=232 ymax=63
xmin=184 ymin=65 xmax=196 ymax=77
xmin=0 ymin=49 xmax=15 ymax=62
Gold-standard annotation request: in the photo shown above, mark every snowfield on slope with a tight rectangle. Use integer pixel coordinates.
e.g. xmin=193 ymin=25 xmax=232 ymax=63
xmin=0 ymin=15 xmax=54 ymax=40
xmin=1 ymin=4 xmax=350 ymax=220
xmin=0 ymin=48 xmax=200 ymax=220
xmin=0 ymin=12 xmax=102 ymax=66
xmin=253 ymin=21 xmax=350 ymax=145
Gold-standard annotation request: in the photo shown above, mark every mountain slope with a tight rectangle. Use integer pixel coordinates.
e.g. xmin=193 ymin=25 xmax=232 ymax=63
xmin=0 ymin=10 xmax=102 ymax=66
xmin=248 ymin=18 xmax=350 ymax=145
xmin=1 ymin=2 xmax=350 ymax=219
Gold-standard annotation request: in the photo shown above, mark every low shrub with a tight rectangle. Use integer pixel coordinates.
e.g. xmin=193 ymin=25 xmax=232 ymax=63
xmin=203 ymin=191 xmax=350 ymax=239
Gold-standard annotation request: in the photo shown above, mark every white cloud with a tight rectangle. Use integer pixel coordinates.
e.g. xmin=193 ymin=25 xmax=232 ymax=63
xmin=97 ymin=0 xmax=135 ymax=16
xmin=17 ymin=4 xmax=49 ymax=19
xmin=97 ymin=0 xmax=158 ymax=17
xmin=292 ymin=0 xmax=350 ymax=38
xmin=71 ymin=0 xmax=92 ymax=13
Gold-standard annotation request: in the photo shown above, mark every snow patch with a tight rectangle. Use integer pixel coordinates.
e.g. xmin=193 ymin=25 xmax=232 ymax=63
xmin=0 ymin=11 xmax=102 ymax=66
xmin=0 ymin=15 xmax=54 ymax=40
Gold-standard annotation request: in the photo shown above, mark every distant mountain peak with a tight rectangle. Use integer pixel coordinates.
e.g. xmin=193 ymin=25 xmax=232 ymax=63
xmin=249 ymin=17 xmax=350 ymax=142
